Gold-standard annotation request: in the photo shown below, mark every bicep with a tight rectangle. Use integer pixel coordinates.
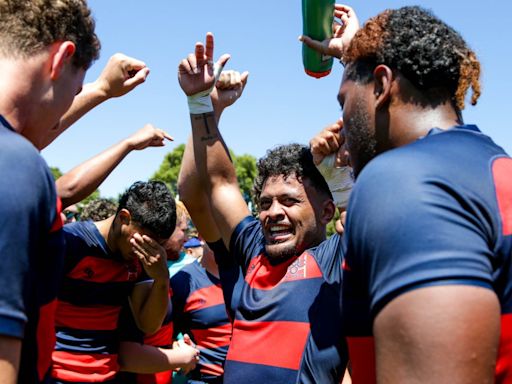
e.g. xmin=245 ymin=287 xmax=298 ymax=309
xmin=0 ymin=335 xmax=21 ymax=383
xmin=210 ymin=183 xmax=251 ymax=251
xmin=374 ymin=285 xmax=500 ymax=384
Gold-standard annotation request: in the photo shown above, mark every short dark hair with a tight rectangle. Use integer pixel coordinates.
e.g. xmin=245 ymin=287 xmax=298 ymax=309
xmin=253 ymin=144 xmax=332 ymax=203
xmin=343 ymin=6 xmax=480 ymax=111
xmin=117 ymin=181 xmax=176 ymax=239
xmin=0 ymin=0 xmax=100 ymax=69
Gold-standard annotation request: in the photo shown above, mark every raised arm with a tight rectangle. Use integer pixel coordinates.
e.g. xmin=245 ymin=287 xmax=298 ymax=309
xmin=56 ymin=124 xmax=172 ymax=208
xmin=178 ymin=70 xmax=248 ymax=243
xmin=177 ymin=33 xmax=250 ymax=249
xmin=40 ymin=53 xmax=150 ymax=150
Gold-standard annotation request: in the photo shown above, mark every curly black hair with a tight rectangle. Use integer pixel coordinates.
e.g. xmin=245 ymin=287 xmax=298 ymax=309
xmin=343 ymin=6 xmax=480 ymax=110
xmin=117 ymin=181 xmax=176 ymax=240
xmin=253 ymin=144 xmax=332 ymax=203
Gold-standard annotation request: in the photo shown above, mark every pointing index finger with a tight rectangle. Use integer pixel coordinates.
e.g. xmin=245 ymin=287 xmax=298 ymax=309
xmin=205 ymin=32 xmax=214 ymax=63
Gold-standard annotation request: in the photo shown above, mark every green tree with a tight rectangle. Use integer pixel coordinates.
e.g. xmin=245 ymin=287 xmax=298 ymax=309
xmin=50 ymin=166 xmax=63 ymax=180
xmin=152 ymin=144 xmax=257 ymax=205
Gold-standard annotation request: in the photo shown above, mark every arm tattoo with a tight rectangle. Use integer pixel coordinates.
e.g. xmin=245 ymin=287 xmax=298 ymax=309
xmin=192 ymin=112 xmax=218 ymax=142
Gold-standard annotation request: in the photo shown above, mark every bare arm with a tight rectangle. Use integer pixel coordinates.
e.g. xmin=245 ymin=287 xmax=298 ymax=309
xmin=374 ymin=285 xmax=500 ymax=383
xmin=130 ymin=236 xmax=170 ymax=335
xmin=178 ymin=33 xmax=250 ymax=249
xmin=56 ymin=124 xmax=172 ymax=209
xmin=40 ymin=53 xmax=150 ymax=150
xmin=178 ymin=70 xmax=248 ymax=243
xmin=118 ymin=339 xmax=198 ymax=374
xmin=0 ymin=336 xmax=21 ymax=384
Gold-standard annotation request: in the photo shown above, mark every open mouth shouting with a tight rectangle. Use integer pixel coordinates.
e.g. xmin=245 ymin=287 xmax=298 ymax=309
xmin=267 ymin=224 xmax=294 ymax=244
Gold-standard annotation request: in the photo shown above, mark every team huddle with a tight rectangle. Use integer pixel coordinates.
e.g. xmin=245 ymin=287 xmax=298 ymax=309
xmin=0 ymin=1 xmax=511 ymax=384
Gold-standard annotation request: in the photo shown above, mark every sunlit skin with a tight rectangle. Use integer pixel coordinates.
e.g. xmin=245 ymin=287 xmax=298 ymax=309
xmin=258 ymin=175 xmax=334 ymax=262
xmin=164 ymin=215 xmax=188 ymax=260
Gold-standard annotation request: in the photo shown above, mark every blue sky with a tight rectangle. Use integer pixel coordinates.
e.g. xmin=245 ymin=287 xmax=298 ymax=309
xmin=42 ymin=0 xmax=512 ymax=198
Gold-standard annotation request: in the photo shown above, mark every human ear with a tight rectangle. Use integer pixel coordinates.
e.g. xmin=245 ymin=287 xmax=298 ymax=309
xmin=373 ymin=64 xmax=394 ymax=109
xmin=321 ymin=200 xmax=336 ymax=225
xmin=118 ymin=209 xmax=132 ymax=225
xmin=50 ymin=41 xmax=76 ymax=80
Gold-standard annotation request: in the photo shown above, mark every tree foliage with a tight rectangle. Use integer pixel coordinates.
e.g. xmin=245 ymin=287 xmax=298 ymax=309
xmin=151 ymin=144 xmax=257 ymax=205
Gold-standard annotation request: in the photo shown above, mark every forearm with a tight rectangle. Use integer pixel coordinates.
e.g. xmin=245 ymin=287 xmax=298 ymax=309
xmin=0 ymin=336 xmax=21 ymax=383
xmin=56 ymin=138 xmax=132 ymax=208
xmin=133 ymin=279 xmax=170 ymax=335
xmin=39 ymin=81 xmax=109 ymax=149
xmin=118 ymin=342 xmax=187 ymax=373
xmin=178 ymin=136 xmax=221 ymax=242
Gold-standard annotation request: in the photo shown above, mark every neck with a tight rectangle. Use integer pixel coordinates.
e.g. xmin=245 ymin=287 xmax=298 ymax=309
xmin=95 ymin=216 xmax=117 ymax=252
xmin=0 ymin=56 xmax=48 ymax=141
xmin=385 ymin=100 xmax=461 ymax=149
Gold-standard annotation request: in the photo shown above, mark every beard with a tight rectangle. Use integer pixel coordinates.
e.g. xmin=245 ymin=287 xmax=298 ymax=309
xmin=264 ymin=242 xmax=298 ymax=264
xmin=345 ymin=98 xmax=377 ymax=178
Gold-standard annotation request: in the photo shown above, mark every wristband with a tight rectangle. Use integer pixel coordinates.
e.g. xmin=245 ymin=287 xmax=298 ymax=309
xmin=187 ymin=61 xmax=224 ymax=115
xmin=316 ymin=154 xmax=354 ymax=209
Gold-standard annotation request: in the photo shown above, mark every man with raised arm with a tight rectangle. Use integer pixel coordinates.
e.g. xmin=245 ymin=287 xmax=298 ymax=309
xmin=301 ymin=4 xmax=512 ymax=383
xmin=177 ymin=33 xmax=348 ymax=384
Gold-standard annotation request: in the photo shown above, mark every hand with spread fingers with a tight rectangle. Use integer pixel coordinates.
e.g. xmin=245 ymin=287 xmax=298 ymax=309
xmin=299 ymin=4 xmax=360 ymax=59
xmin=130 ymin=233 xmax=169 ymax=282
xmin=125 ymin=124 xmax=174 ymax=151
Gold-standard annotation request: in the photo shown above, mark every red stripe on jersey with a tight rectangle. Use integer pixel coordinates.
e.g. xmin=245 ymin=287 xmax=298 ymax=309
xmin=200 ymin=361 xmax=224 ymax=377
xmin=191 ymin=323 xmax=232 ymax=350
xmin=136 ymin=370 xmax=173 ymax=384
xmin=51 ymin=197 xmax=64 ymax=233
xmin=496 ymin=314 xmax=512 ymax=383
xmin=347 ymin=336 xmax=376 ymax=384
xmin=492 ymin=157 xmax=512 ymax=235
xmin=67 ymin=255 xmax=141 ymax=283
xmin=144 ymin=321 xmax=174 ymax=347
xmin=37 ymin=299 xmax=57 ymax=380
xmin=227 ymin=320 xmax=310 ymax=370
xmin=245 ymin=252 xmax=322 ymax=290
xmin=51 ymin=351 xmax=119 ymax=382
xmin=184 ymin=284 xmax=225 ymax=313
xmin=55 ymin=300 xmax=121 ymax=330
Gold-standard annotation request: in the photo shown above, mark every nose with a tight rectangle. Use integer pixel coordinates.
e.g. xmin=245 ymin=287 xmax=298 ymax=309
xmin=266 ymin=199 xmax=285 ymax=222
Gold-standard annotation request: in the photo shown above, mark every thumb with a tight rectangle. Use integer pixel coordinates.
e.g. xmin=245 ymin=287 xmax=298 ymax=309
xmin=299 ymin=35 xmax=325 ymax=54
xmin=240 ymin=71 xmax=249 ymax=88
xmin=124 ymin=67 xmax=150 ymax=89
xmin=214 ymin=54 xmax=231 ymax=80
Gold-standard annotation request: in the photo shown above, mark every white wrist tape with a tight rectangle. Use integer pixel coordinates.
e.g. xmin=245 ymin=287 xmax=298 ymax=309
xmin=187 ymin=62 xmax=224 ymax=115
xmin=316 ymin=154 xmax=354 ymax=209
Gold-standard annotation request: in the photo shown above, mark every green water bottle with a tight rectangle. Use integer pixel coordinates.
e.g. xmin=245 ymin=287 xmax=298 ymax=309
xmin=302 ymin=0 xmax=335 ymax=78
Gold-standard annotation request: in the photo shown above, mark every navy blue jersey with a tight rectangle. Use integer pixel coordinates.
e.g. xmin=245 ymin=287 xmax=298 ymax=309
xmin=0 ymin=116 xmax=65 ymax=383
xmin=171 ymin=253 xmax=232 ymax=382
xmin=343 ymin=125 xmax=512 ymax=383
xmin=220 ymin=216 xmax=347 ymax=384
xmin=52 ymin=221 xmax=149 ymax=383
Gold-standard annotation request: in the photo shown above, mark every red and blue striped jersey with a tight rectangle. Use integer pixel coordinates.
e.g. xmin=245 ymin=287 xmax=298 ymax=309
xmin=220 ymin=216 xmax=347 ymax=384
xmin=116 ymin=290 xmax=174 ymax=384
xmin=343 ymin=125 xmax=512 ymax=383
xmin=0 ymin=116 xmax=65 ymax=383
xmin=51 ymin=221 xmax=149 ymax=383
xmin=171 ymin=254 xmax=232 ymax=383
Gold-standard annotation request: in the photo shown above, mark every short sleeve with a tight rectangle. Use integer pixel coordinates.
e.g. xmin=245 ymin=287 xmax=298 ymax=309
xmin=345 ymin=149 xmax=495 ymax=319
xmin=0 ymin=144 xmax=54 ymax=339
